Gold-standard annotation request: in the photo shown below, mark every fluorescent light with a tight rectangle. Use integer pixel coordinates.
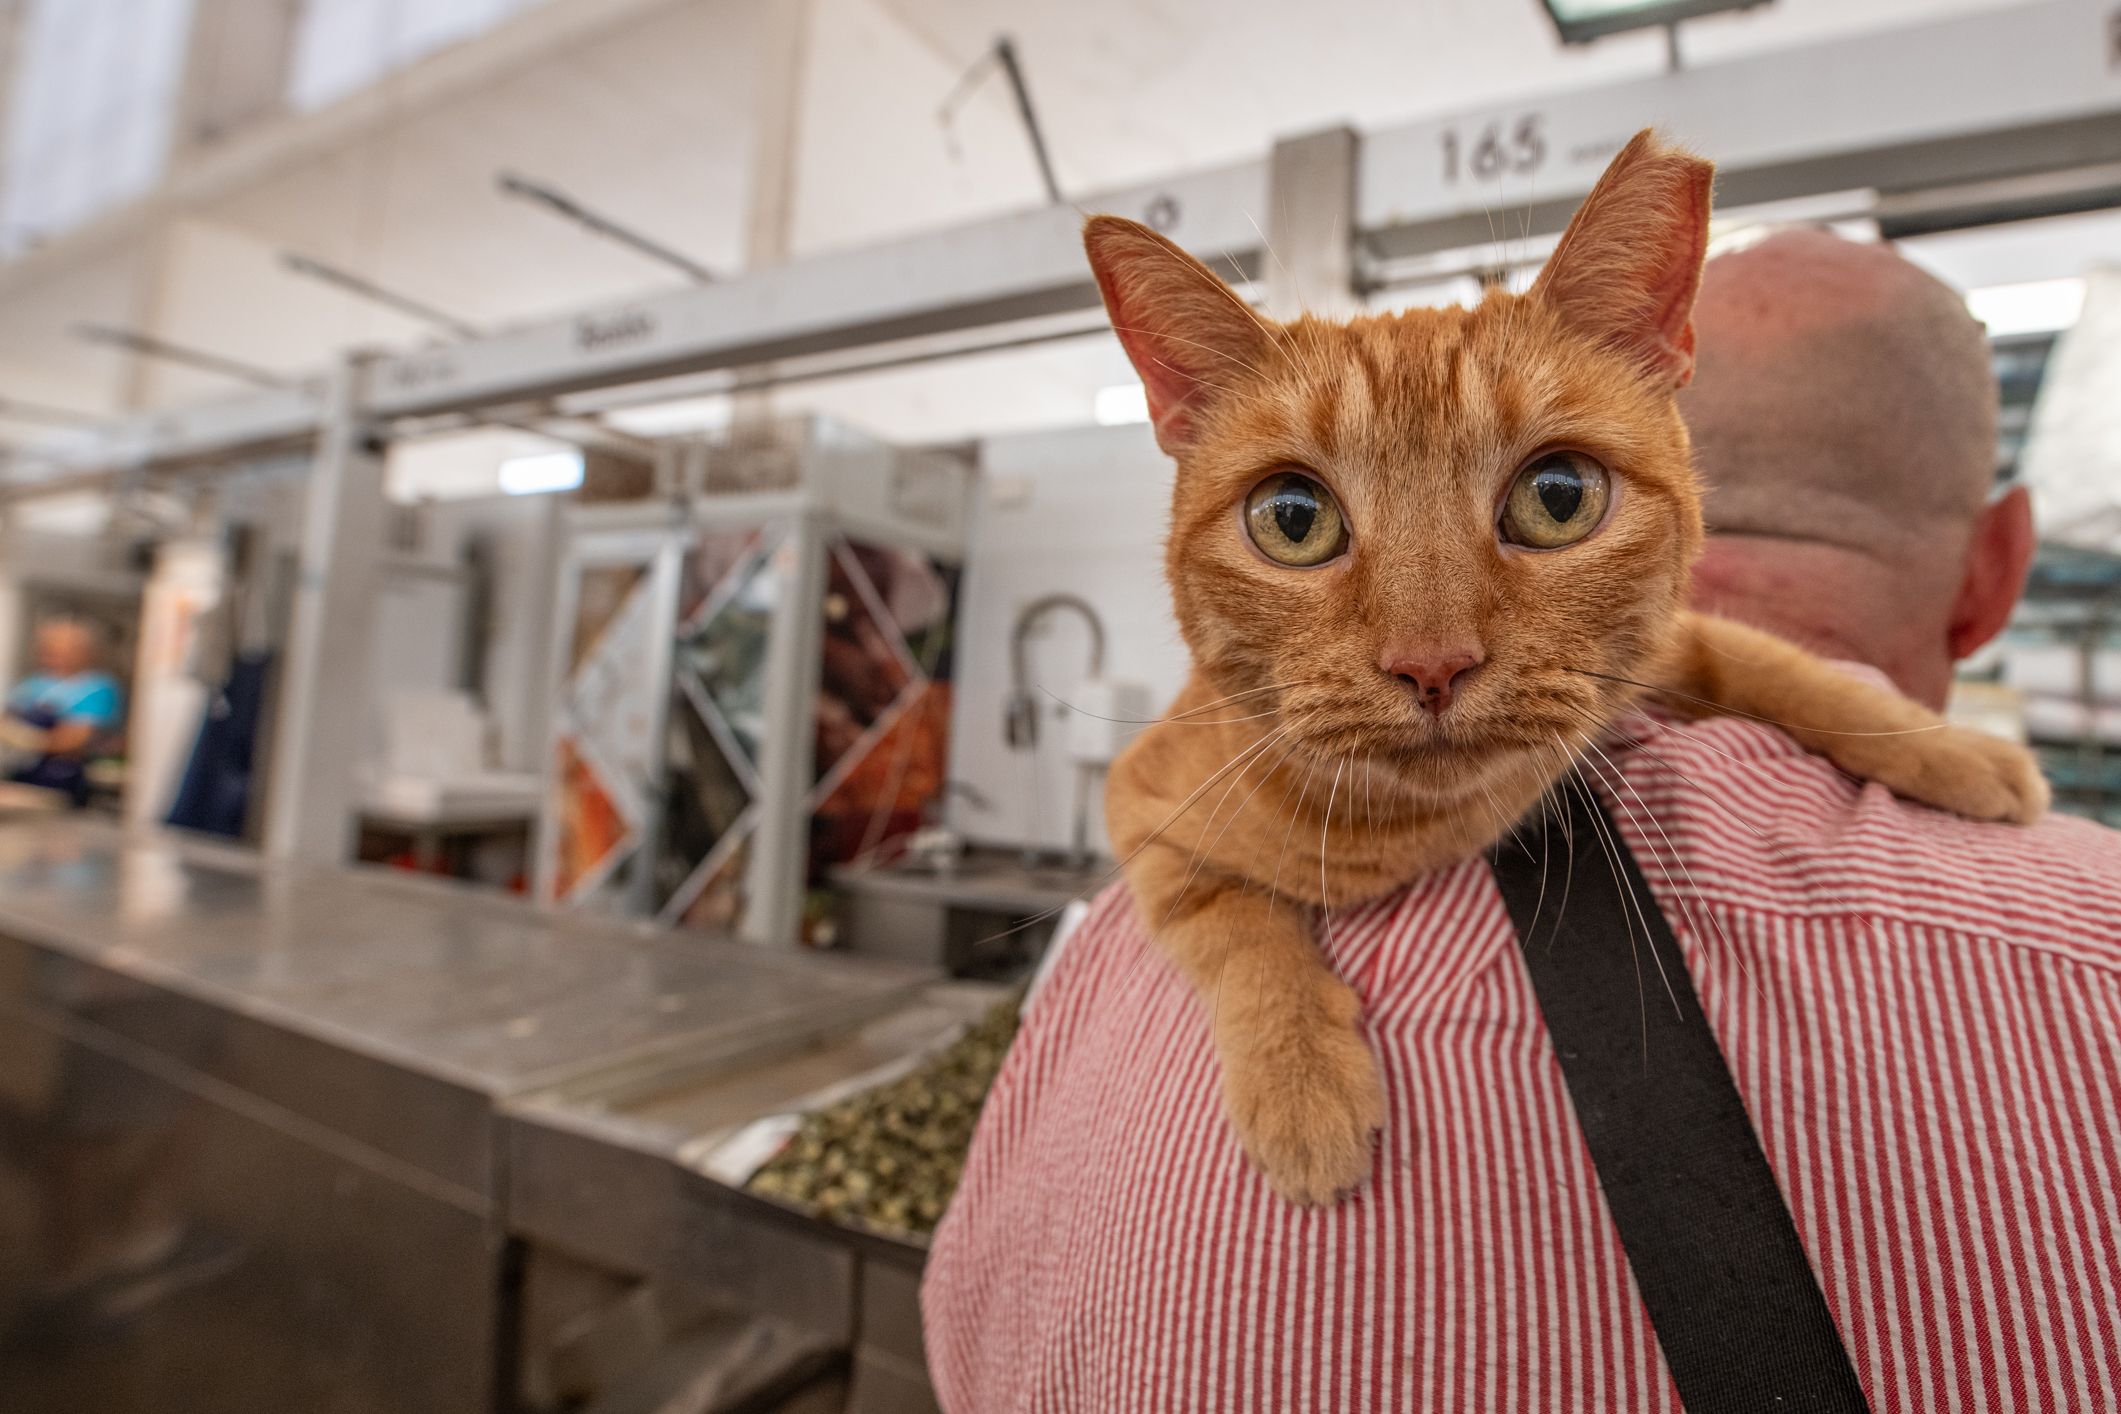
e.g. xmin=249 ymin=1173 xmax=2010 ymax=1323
xmin=1966 ymin=278 xmax=2086 ymax=339
xmin=1094 ymin=383 xmax=1149 ymax=426
xmin=498 ymin=449 xmax=585 ymax=495
xmin=1540 ymin=0 xmax=1770 ymax=44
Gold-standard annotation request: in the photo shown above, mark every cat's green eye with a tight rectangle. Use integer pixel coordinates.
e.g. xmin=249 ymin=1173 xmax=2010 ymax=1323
xmin=1500 ymin=452 xmax=1611 ymax=550
xmin=1244 ymin=472 xmax=1349 ymax=567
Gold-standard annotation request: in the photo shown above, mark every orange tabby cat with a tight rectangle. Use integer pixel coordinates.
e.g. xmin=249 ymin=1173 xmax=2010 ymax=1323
xmin=1088 ymin=130 xmax=2048 ymax=1206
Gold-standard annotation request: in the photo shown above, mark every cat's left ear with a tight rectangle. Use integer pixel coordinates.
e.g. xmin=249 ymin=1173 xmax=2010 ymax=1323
xmin=1531 ymin=129 xmax=1714 ymax=390
xmin=1084 ymin=216 xmax=1272 ymax=454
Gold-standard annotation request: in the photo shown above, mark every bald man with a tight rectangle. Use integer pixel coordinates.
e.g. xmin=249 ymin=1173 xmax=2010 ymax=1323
xmin=1681 ymin=227 xmax=2034 ymax=707
xmin=924 ymin=229 xmax=2121 ymax=1412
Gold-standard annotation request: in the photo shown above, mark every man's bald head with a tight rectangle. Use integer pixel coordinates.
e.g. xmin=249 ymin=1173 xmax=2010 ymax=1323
xmin=1681 ymin=228 xmax=1998 ymax=571
xmin=1678 ymin=228 xmax=2029 ymax=709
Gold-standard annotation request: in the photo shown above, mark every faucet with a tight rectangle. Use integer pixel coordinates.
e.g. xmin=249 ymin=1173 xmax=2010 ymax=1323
xmin=1006 ymin=594 xmax=1108 ymax=871
xmin=1006 ymin=594 xmax=1106 ymax=749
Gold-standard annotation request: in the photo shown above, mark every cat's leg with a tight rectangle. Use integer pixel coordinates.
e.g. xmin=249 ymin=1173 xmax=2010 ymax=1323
xmin=1660 ymin=610 xmax=2048 ymax=823
xmin=1124 ymin=845 xmax=1384 ymax=1205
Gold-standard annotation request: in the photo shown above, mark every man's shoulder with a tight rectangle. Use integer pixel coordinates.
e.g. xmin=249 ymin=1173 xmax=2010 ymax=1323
xmin=1608 ymin=713 xmax=2121 ymax=971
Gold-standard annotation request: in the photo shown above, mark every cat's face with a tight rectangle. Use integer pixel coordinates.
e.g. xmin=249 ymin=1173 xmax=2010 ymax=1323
xmin=1087 ymin=131 xmax=1712 ymax=804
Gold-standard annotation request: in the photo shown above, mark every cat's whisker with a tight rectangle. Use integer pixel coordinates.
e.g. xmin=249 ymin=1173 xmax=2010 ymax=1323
xmin=1552 ymin=698 xmax=1901 ymax=959
xmin=1537 ymin=742 xmax=1582 ymax=955
xmin=1319 ymin=754 xmax=1350 ymax=972
xmin=1107 ymin=724 xmax=1310 ymax=997
xmin=954 ymin=718 xmax=1299 ymax=955
xmin=1266 ymin=753 xmax=1319 ymax=912
xmin=1474 ymin=771 xmax=1536 ymax=862
xmin=1364 ymin=755 xmax=1377 ymax=837
xmin=1240 ymin=748 xmax=1311 ymax=904
xmin=1106 ymin=324 xmax=1268 ymax=384
xmin=1563 ymin=666 xmax=1949 ymax=736
xmin=1170 ymin=679 xmax=1318 ymax=715
xmin=1137 ymin=232 xmax=1279 ymax=340
xmin=1564 ymin=769 xmax=1667 ymax=1061
xmin=1034 ymin=678 xmax=1321 ymax=728
xmin=1576 ymin=739 xmax=1759 ymax=1004
xmin=1518 ymin=162 xmax=1538 ymax=283
xmin=1525 ymin=751 xmax=1557 ymax=940
xmin=1193 ymin=741 xmax=1304 ymax=1044
xmin=1135 ymin=348 xmax=1242 ymax=401
xmin=1239 ymin=208 xmax=1344 ymax=390
xmin=1478 ymin=187 xmax=1505 ymax=288
xmin=1159 ymin=733 xmax=1302 ymax=939
xmin=1117 ymin=732 xmax=1312 ymax=1004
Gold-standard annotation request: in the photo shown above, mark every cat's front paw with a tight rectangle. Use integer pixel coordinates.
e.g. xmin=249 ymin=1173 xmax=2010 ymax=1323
xmin=1853 ymin=723 xmax=2049 ymax=825
xmin=1220 ymin=982 xmax=1385 ymax=1206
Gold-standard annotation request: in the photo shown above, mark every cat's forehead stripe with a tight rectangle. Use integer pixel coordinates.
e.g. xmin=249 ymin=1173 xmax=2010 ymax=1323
xmin=1332 ymin=361 xmax=1374 ymax=448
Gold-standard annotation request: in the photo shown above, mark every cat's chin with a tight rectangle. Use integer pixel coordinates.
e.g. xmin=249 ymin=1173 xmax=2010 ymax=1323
xmin=1329 ymin=732 xmax=1537 ymax=808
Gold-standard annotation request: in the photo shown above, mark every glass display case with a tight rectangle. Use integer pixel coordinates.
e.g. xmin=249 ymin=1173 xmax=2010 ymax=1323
xmin=536 ymin=417 xmax=971 ymax=946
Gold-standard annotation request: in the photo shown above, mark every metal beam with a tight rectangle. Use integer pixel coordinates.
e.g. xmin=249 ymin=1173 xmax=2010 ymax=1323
xmin=16 ymin=0 xmax=2121 ymax=482
xmin=1355 ymin=0 xmax=2121 ymax=262
xmin=0 ymin=387 xmax=320 ymax=501
xmin=73 ymin=323 xmax=296 ymax=391
xmin=281 ymin=252 xmax=481 ymax=337
xmin=496 ymin=172 xmax=719 ymax=285
xmin=359 ymin=0 xmax=2119 ymax=420
xmin=362 ymin=157 xmax=1269 ymax=418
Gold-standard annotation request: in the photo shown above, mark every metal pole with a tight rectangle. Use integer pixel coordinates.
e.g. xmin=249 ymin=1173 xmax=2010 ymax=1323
xmin=496 ymin=171 xmax=717 ymax=285
xmin=262 ymin=357 xmax=386 ymax=864
xmin=1265 ymin=127 xmax=1361 ymax=319
xmin=72 ymin=323 xmax=294 ymax=390
xmin=280 ymin=252 xmax=480 ymax=337
xmin=0 ymin=396 xmax=101 ymax=428
xmin=992 ymin=37 xmax=1063 ymax=204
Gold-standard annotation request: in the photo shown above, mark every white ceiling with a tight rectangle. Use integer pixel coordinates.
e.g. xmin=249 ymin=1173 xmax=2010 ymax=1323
xmin=0 ymin=0 xmax=2076 ymax=454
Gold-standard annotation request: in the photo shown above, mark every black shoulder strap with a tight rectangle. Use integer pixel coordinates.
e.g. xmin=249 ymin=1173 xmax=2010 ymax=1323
xmin=1490 ymin=778 xmax=1871 ymax=1413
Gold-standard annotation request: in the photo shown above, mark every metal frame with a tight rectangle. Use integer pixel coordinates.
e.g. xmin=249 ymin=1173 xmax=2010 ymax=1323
xmin=532 ymin=517 xmax=683 ymax=913
xmin=1537 ymin=0 xmax=1771 ymax=47
xmin=7 ymin=0 xmax=2116 ymax=498
xmin=2 ymin=0 xmax=2113 ymax=906
xmin=261 ymin=361 xmax=385 ymax=863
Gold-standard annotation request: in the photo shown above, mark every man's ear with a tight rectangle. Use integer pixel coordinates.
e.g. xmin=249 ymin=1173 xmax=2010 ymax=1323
xmin=1948 ymin=483 xmax=2036 ymax=660
xmin=1531 ymin=129 xmax=1714 ymax=390
xmin=1083 ymin=215 xmax=1272 ymax=455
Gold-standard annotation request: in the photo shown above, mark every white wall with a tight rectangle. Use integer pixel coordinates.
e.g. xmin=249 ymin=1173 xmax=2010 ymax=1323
xmin=421 ymin=491 xmax=562 ymax=770
xmin=945 ymin=421 xmax=1191 ymax=854
xmin=368 ymin=490 xmax=561 ymax=773
xmin=127 ymin=535 xmax=221 ymax=827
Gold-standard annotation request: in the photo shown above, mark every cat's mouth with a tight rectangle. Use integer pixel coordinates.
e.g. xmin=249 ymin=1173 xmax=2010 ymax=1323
xmin=1300 ymin=719 xmax=1534 ymax=799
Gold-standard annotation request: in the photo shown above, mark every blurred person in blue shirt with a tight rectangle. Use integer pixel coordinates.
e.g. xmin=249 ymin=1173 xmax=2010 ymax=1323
xmin=4 ymin=616 xmax=123 ymax=805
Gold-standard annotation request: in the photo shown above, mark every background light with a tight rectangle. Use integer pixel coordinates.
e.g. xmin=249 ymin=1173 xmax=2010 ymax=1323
xmin=497 ymin=449 xmax=585 ymax=495
xmin=1966 ymin=278 xmax=2087 ymax=339
xmin=1094 ymin=383 xmax=1149 ymax=426
xmin=1539 ymin=0 xmax=1771 ymax=45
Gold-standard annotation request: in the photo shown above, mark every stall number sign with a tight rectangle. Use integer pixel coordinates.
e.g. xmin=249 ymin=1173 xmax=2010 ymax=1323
xmin=1440 ymin=115 xmax=1549 ymax=184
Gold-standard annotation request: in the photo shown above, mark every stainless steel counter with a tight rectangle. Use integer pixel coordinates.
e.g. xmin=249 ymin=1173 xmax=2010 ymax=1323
xmin=829 ymin=846 xmax=1110 ymax=971
xmin=0 ymin=817 xmax=934 ymax=1414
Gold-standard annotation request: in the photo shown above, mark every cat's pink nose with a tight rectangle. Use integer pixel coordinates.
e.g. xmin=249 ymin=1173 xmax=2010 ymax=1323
xmin=1380 ymin=644 xmax=1485 ymax=713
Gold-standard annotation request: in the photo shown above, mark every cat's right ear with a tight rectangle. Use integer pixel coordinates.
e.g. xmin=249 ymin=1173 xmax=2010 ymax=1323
xmin=1531 ymin=129 xmax=1714 ymax=391
xmin=1084 ymin=216 xmax=1271 ymax=455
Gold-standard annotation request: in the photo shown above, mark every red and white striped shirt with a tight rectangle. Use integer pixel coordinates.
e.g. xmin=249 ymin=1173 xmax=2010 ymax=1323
xmin=922 ymin=706 xmax=2121 ymax=1412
